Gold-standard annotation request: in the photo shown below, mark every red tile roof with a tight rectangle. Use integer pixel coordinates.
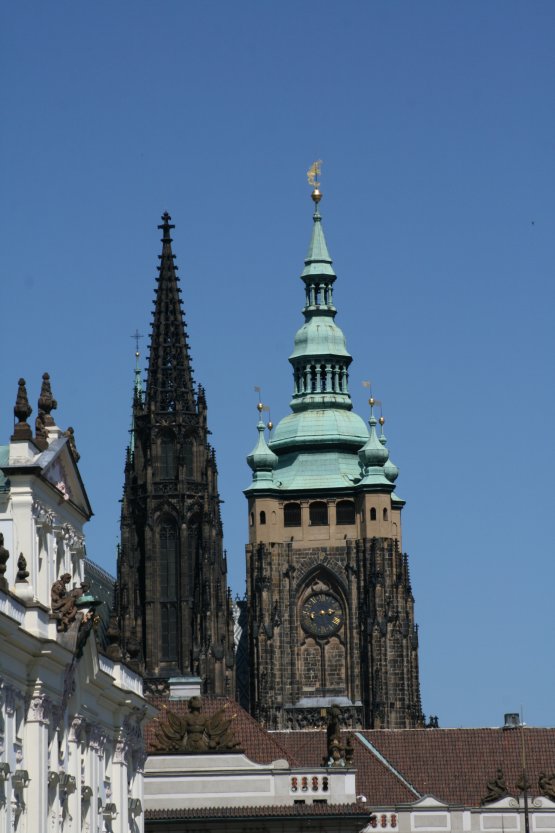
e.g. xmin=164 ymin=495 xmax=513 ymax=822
xmin=145 ymin=802 xmax=373 ymax=819
xmin=358 ymin=727 xmax=555 ymax=806
xmin=272 ymin=727 xmax=555 ymax=807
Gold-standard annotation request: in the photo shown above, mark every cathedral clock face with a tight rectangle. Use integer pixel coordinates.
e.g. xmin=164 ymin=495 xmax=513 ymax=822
xmin=301 ymin=593 xmax=344 ymax=637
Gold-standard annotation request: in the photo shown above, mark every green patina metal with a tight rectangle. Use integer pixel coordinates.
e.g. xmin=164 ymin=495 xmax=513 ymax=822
xmin=245 ymin=195 xmax=402 ymax=499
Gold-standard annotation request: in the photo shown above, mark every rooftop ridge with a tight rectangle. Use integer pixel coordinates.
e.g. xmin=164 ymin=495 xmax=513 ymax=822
xmin=355 ymin=732 xmax=421 ymax=799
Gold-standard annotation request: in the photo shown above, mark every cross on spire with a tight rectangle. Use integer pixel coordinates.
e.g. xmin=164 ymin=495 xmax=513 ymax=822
xmin=131 ymin=329 xmax=144 ymax=356
xmin=158 ymin=211 xmax=175 ymax=240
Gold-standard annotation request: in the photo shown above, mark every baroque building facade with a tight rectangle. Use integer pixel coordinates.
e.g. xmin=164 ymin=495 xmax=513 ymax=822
xmin=245 ymin=189 xmax=423 ymax=730
xmin=117 ymin=213 xmax=235 ymax=696
xmin=0 ymin=376 xmax=149 ymax=833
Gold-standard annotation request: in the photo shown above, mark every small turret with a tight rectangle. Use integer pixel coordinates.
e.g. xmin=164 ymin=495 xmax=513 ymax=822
xmin=379 ymin=415 xmax=399 ymax=484
xmin=247 ymin=403 xmax=278 ymax=487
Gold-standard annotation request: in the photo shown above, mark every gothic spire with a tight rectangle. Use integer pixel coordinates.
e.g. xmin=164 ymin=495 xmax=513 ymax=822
xmin=146 ymin=212 xmax=195 ymax=414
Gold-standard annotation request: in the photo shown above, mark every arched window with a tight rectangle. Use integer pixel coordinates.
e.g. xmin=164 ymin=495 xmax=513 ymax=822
xmin=260 ymin=511 xmax=266 ymax=525
xmin=160 ymin=436 xmax=175 ymax=480
xmin=160 ymin=522 xmax=178 ymax=661
xmin=370 ymin=507 xmax=377 ymax=521
xmin=383 ymin=508 xmax=388 ymax=521
xmin=249 ymin=512 xmax=254 ymax=527
xmin=310 ymin=501 xmax=328 ymax=526
xmin=284 ymin=502 xmax=302 ymax=527
xmin=336 ymin=500 xmax=355 ymax=525
xmin=184 ymin=442 xmax=194 ymax=477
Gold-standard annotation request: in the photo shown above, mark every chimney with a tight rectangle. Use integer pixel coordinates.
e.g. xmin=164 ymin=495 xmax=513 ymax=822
xmin=168 ymin=676 xmax=202 ymax=700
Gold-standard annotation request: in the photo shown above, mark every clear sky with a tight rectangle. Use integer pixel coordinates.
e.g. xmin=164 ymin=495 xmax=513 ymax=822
xmin=1 ymin=1 xmax=554 ymax=728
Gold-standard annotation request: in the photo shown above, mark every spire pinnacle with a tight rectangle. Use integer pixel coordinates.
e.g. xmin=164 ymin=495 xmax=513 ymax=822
xmin=38 ymin=372 xmax=57 ymax=426
xmin=146 ymin=213 xmax=196 ymax=414
xmin=12 ymin=378 xmax=33 ymax=442
xmin=158 ymin=211 xmax=175 ymax=241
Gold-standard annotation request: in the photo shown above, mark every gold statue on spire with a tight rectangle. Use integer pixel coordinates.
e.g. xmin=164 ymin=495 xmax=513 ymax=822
xmin=307 ymin=160 xmax=323 ymax=204
xmin=307 ymin=160 xmax=322 ymax=188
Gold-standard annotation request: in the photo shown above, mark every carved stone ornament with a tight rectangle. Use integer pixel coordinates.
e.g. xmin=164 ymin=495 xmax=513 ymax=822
xmin=12 ymin=378 xmax=33 ymax=441
xmin=0 ymin=534 xmax=9 ymax=591
xmin=152 ymin=696 xmax=243 ymax=754
xmin=482 ymin=768 xmax=509 ymax=804
xmin=63 ymin=427 xmax=80 ymax=462
xmin=51 ymin=574 xmax=79 ymax=631
xmin=113 ymin=736 xmax=129 ymax=765
xmin=325 ymin=703 xmax=345 ymax=767
xmin=26 ymin=692 xmax=51 ymax=725
xmin=89 ymin=726 xmax=107 ymax=755
xmin=16 ymin=554 xmax=29 ymax=583
xmin=539 ymin=773 xmax=555 ymax=802
xmin=68 ymin=715 xmax=87 ymax=743
xmin=38 ymin=372 xmax=57 ymax=426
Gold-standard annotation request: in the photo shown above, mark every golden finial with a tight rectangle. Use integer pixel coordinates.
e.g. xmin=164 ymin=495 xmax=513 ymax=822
xmin=267 ymin=420 xmax=273 ymax=431
xmin=307 ymin=159 xmax=323 ymax=203
xmin=369 ymin=396 xmax=375 ymax=408
xmin=257 ymin=402 xmax=263 ymax=413
xmin=379 ymin=416 xmax=385 ymax=426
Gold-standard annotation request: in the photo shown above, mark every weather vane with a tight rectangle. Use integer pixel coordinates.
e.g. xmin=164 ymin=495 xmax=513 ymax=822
xmin=307 ymin=160 xmax=322 ymax=189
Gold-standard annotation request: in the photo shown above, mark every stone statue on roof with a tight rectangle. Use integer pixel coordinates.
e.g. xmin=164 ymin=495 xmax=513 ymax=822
xmin=152 ymin=696 xmax=243 ymax=754
xmin=482 ymin=768 xmax=509 ymax=804
xmin=538 ymin=773 xmax=555 ymax=802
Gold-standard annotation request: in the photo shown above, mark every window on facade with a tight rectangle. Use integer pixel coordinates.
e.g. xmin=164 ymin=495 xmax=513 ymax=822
xmin=383 ymin=508 xmax=388 ymax=521
xmin=310 ymin=501 xmax=328 ymax=526
xmin=336 ymin=500 xmax=355 ymax=525
xmin=160 ymin=522 xmax=178 ymax=661
xmin=249 ymin=512 xmax=254 ymax=527
xmin=184 ymin=442 xmax=194 ymax=476
xmin=284 ymin=502 xmax=302 ymax=527
xmin=370 ymin=507 xmax=377 ymax=521
xmin=160 ymin=437 xmax=175 ymax=480
xmin=161 ymin=604 xmax=178 ymax=661
xmin=260 ymin=511 xmax=266 ymax=525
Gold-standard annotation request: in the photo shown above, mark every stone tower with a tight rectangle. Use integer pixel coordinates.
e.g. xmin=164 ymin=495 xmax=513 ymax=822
xmin=245 ymin=189 xmax=422 ymax=729
xmin=118 ymin=212 xmax=235 ymax=696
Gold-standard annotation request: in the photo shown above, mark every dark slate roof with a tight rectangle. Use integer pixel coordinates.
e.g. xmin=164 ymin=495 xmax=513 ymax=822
xmin=145 ymin=696 xmax=301 ymax=767
xmin=83 ymin=558 xmax=115 ymax=648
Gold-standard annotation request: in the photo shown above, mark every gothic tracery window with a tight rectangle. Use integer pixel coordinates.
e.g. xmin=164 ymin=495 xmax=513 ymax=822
xmin=160 ymin=522 xmax=178 ymax=661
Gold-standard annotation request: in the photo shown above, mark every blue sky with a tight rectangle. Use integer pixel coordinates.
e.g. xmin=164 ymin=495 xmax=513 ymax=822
xmin=1 ymin=2 xmax=554 ymax=728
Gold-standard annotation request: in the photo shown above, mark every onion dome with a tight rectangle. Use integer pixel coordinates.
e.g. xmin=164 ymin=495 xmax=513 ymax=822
xmin=358 ymin=398 xmax=389 ymax=470
xmin=379 ymin=416 xmax=399 ymax=483
xmin=247 ymin=405 xmax=278 ymax=488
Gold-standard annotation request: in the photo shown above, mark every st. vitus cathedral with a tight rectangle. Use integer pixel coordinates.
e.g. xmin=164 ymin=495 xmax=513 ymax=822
xmin=116 ymin=185 xmax=422 ymax=727
xmin=117 ymin=213 xmax=235 ymax=696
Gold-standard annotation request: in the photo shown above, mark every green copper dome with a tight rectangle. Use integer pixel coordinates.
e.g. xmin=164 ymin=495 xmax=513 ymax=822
xmin=271 ymin=408 xmax=368 ymax=452
xmin=290 ymin=317 xmax=351 ymax=360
